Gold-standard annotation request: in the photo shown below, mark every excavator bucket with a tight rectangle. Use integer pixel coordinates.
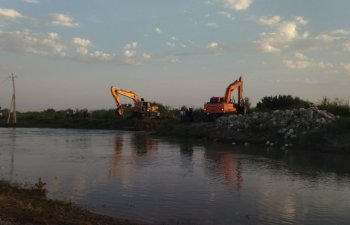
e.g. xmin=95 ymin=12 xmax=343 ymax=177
xmin=116 ymin=106 xmax=124 ymax=117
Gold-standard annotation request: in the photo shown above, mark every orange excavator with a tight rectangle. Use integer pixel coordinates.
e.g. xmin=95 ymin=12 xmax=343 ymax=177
xmin=111 ymin=86 xmax=160 ymax=119
xmin=204 ymin=76 xmax=246 ymax=118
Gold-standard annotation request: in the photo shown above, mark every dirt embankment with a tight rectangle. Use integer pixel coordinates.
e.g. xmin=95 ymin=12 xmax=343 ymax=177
xmin=157 ymin=108 xmax=350 ymax=152
xmin=0 ymin=180 xmax=146 ymax=225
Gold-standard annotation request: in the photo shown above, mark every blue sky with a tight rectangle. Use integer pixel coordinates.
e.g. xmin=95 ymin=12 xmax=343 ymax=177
xmin=0 ymin=0 xmax=349 ymax=111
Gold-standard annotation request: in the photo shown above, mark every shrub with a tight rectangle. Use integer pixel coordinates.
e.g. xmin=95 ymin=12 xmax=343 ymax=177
xmin=256 ymin=95 xmax=311 ymax=111
xmin=317 ymin=97 xmax=350 ymax=117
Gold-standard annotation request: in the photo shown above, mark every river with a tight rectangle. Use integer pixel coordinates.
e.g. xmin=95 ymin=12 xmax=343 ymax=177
xmin=0 ymin=128 xmax=350 ymax=225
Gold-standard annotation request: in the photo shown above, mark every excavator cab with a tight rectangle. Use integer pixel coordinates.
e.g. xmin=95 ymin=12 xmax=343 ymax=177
xmin=209 ymin=97 xmax=225 ymax=104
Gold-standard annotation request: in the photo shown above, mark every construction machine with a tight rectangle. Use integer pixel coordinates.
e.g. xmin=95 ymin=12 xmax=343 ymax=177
xmin=204 ymin=76 xmax=246 ymax=118
xmin=111 ymin=86 xmax=160 ymax=119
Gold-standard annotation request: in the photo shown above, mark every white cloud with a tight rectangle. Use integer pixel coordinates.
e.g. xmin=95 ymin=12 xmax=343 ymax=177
xmin=0 ymin=30 xmax=66 ymax=57
xmin=155 ymin=27 xmax=161 ymax=34
xmin=207 ymin=42 xmax=219 ymax=49
xmin=218 ymin=11 xmax=235 ymax=20
xmin=283 ymin=52 xmax=312 ymax=69
xmin=318 ymin=61 xmax=334 ymax=70
xmin=295 ymin=16 xmax=307 ymax=25
xmin=23 ymin=0 xmax=40 ymax=3
xmin=221 ymin=0 xmax=252 ymax=11
xmin=257 ymin=16 xmax=308 ymax=53
xmin=280 ymin=23 xmax=298 ymax=41
xmin=124 ymin=42 xmax=138 ymax=50
xmin=344 ymin=42 xmax=350 ymax=52
xmin=165 ymin=37 xmax=187 ymax=49
xmin=205 ymin=1 xmax=214 ymax=5
xmin=124 ymin=49 xmax=135 ymax=58
xmin=0 ymin=8 xmax=24 ymax=19
xmin=283 ymin=53 xmax=336 ymax=71
xmin=207 ymin=22 xmax=218 ymax=27
xmin=121 ymin=42 xmax=155 ymax=64
xmin=283 ymin=59 xmax=312 ymax=69
xmin=206 ymin=41 xmax=224 ymax=55
xmin=88 ymin=51 xmax=113 ymax=61
xmin=294 ymin=52 xmax=307 ymax=60
xmin=166 ymin=42 xmax=176 ymax=48
xmin=343 ymin=63 xmax=350 ymax=72
xmin=0 ymin=28 xmax=149 ymax=64
xmin=50 ymin=13 xmax=79 ymax=28
xmin=260 ymin=42 xmax=280 ymax=53
xmin=258 ymin=16 xmax=281 ymax=26
xmin=294 ymin=29 xmax=350 ymax=52
xmin=71 ymin=37 xmax=113 ymax=61
xmin=142 ymin=53 xmax=151 ymax=60
xmin=124 ymin=42 xmax=137 ymax=58
xmin=169 ymin=56 xmax=180 ymax=63
xmin=72 ymin=37 xmax=91 ymax=47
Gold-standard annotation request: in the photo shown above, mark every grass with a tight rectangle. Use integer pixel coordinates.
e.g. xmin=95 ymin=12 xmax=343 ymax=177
xmin=0 ymin=111 xmax=136 ymax=130
xmin=0 ymin=179 xmax=146 ymax=225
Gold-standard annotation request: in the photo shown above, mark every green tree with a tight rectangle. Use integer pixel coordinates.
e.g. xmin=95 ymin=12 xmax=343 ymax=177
xmin=256 ymin=95 xmax=311 ymax=111
xmin=318 ymin=97 xmax=350 ymax=117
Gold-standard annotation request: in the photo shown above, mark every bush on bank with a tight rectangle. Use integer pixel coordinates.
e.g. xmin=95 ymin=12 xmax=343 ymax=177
xmin=317 ymin=97 xmax=350 ymax=117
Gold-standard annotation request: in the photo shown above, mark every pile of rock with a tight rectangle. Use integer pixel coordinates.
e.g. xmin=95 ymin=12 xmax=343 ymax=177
xmin=215 ymin=107 xmax=336 ymax=148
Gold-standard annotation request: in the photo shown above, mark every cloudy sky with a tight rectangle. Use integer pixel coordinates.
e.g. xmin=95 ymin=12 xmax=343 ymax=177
xmin=0 ymin=0 xmax=349 ymax=111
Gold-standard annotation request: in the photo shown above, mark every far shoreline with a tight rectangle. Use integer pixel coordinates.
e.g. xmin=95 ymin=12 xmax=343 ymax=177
xmin=1 ymin=115 xmax=349 ymax=153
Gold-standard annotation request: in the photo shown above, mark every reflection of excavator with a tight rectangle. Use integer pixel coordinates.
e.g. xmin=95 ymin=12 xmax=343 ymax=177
xmin=204 ymin=76 xmax=246 ymax=118
xmin=111 ymin=86 xmax=160 ymax=119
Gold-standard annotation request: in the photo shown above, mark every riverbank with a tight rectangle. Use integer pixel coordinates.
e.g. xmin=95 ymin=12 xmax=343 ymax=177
xmin=0 ymin=179 xmax=146 ymax=225
xmin=1 ymin=107 xmax=349 ymax=152
xmin=156 ymin=108 xmax=350 ymax=152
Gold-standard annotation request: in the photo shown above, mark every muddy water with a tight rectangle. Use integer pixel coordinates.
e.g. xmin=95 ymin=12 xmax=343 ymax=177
xmin=0 ymin=128 xmax=350 ymax=225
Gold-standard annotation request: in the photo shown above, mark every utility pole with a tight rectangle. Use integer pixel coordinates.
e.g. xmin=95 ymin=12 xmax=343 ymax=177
xmin=7 ymin=73 xmax=16 ymax=124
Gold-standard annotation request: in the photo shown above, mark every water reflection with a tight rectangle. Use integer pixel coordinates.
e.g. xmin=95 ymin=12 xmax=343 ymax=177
xmin=9 ymin=128 xmax=16 ymax=178
xmin=131 ymin=132 xmax=158 ymax=155
xmin=109 ymin=135 xmax=123 ymax=177
xmin=1 ymin=128 xmax=350 ymax=225
xmin=179 ymin=141 xmax=194 ymax=157
xmin=204 ymin=149 xmax=243 ymax=192
xmin=108 ymin=133 xmax=160 ymax=191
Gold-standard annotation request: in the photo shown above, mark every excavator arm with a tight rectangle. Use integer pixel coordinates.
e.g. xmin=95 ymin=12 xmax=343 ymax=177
xmin=111 ymin=85 xmax=160 ymax=119
xmin=111 ymin=86 xmax=142 ymax=117
xmin=224 ymin=76 xmax=243 ymax=105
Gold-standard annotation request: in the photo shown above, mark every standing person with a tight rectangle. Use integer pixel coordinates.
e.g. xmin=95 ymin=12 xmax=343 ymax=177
xmin=180 ymin=110 xmax=185 ymax=121
xmin=188 ymin=108 xmax=193 ymax=122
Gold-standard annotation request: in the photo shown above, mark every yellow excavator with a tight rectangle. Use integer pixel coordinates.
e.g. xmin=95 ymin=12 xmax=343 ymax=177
xmin=111 ymin=86 xmax=160 ymax=119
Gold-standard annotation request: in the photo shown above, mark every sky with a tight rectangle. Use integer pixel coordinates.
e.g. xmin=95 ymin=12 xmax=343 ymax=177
xmin=0 ymin=0 xmax=349 ymax=111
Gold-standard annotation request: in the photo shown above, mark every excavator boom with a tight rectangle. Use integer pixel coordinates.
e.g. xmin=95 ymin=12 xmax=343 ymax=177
xmin=224 ymin=76 xmax=243 ymax=104
xmin=111 ymin=86 xmax=125 ymax=117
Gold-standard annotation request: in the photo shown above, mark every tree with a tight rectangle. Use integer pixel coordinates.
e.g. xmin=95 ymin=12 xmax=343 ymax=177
xmin=256 ymin=95 xmax=311 ymax=111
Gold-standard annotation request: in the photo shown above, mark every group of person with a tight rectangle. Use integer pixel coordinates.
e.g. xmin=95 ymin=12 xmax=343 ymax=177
xmin=180 ymin=108 xmax=193 ymax=122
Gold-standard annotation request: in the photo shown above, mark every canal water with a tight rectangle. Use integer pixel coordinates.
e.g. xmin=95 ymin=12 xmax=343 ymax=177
xmin=0 ymin=128 xmax=350 ymax=225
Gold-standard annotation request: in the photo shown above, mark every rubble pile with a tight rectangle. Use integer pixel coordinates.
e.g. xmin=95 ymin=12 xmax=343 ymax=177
xmin=215 ymin=107 xmax=336 ymax=148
